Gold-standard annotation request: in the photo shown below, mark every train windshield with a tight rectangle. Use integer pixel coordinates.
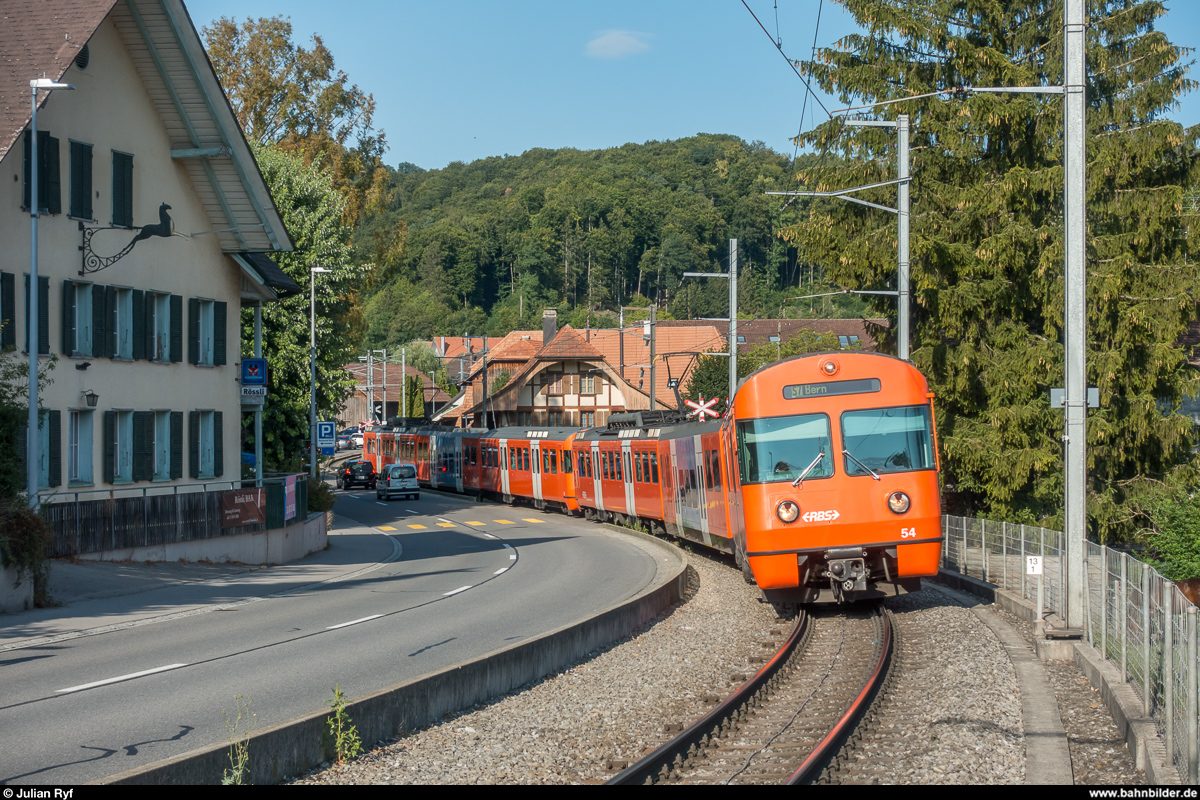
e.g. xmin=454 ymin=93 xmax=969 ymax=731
xmin=737 ymin=414 xmax=833 ymax=485
xmin=841 ymin=405 xmax=934 ymax=476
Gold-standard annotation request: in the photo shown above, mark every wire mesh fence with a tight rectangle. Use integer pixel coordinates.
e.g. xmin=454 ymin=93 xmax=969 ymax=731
xmin=942 ymin=515 xmax=1199 ymax=782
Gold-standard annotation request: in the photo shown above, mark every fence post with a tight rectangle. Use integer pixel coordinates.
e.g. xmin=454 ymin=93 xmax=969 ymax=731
xmin=1001 ymin=521 xmax=1008 ymax=589
xmin=961 ymin=517 xmax=967 ymax=574
xmin=1020 ymin=524 xmax=1026 ymax=600
xmin=1165 ymin=595 xmax=1174 ymax=768
xmin=1101 ymin=546 xmax=1108 ymax=660
xmin=982 ymin=520 xmax=989 ymax=583
xmin=1121 ymin=551 xmax=1128 ymax=684
xmin=1082 ymin=543 xmax=1092 ymax=646
xmin=1143 ymin=566 xmax=1151 ymax=715
xmin=1188 ymin=605 xmax=1197 ymax=785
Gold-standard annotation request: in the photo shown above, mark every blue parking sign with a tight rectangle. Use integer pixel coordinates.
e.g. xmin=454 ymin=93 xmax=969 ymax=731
xmin=317 ymin=421 xmax=335 ymax=455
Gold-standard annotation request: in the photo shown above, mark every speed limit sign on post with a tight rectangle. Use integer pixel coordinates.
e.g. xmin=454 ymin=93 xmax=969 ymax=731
xmin=1027 ymin=556 xmax=1043 ymax=575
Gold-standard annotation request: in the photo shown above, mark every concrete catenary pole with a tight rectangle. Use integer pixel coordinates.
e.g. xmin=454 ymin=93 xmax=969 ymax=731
xmin=1064 ymin=0 xmax=1087 ymax=631
xmin=729 ymin=239 xmax=738 ymax=401
xmin=897 ymin=115 xmax=910 ymax=361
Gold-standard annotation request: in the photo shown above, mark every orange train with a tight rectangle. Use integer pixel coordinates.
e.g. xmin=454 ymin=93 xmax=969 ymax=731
xmin=362 ymin=351 xmax=942 ymax=604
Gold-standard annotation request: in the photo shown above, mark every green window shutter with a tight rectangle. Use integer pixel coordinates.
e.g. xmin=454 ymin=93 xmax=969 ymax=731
xmin=170 ymin=411 xmax=183 ymax=480
xmin=214 ymin=302 xmax=227 ymax=366
xmin=213 ymin=412 xmax=223 ymax=477
xmin=45 ymin=136 xmax=61 ymax=215
xmin=132 ymin=411 xmax=152 ymax=482
xmin=23 ymin=275 xmax=30 ymax=352
xmin=112 ymin=152 xmax=133 ymax=227
xmin=22 ymin=131 xmax=30 ymax=210
xmin=1 ymin=272 xmax=14 ymax=350
xmin=169 ymin=294 xmax=182 ymax=363
xmin=38 ymin=276 xmax=49 ymax=355
xmin=103 ymin=411 xmax=115 ymax=485
xmin=62 ymin=280 xmax=75 ymax=355
xmin=70 ymin=141 xmax=92 ymax=219
xmin=188 ymin=297 xmax=199 ymax=365
xmin=188 ymin=411 xmax=199 ymax=479
xmin=144 ymin=293 xmax=155 ymax=359
xmin=131 ymin=290 xmax=145 ymax=360
xmin=47 ymin=409 xmax=61 ymax=488
xmin=92 ymin=283 xmax=107 ymax=358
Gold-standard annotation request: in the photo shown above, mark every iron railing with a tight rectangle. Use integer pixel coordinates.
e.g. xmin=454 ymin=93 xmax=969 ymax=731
xmin=38 ymin=474 xmax=309 ymax=558
xmin=943 ymin=515 xmax=1198 ymax=783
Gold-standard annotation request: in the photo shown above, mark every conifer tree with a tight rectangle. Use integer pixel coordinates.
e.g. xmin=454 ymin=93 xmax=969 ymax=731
xmin=785 ymin=0 xmax=1199 ymax=539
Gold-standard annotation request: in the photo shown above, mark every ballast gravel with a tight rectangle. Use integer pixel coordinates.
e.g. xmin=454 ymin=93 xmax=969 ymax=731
xmin=293 ymin=548 xmax=1047 ymax=786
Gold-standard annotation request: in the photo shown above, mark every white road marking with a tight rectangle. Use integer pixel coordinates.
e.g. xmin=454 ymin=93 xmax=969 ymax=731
xmin=56 ymin=663 xmax=188 ymax=694
xmin=483 ymin=533 xmax=498 ymax=539
xmin=405 ymin=509 xmax=418 ymax=514
xmin=376 ymin=502 xmax=387 ymax=506
xmin=503 ymin=544 xmax=512 ymax=549
xmin=493 ymin=567 xmax=509 ymax=575
xmin=509 ymin=554 xmax=516 ymax=560
xmin=326 ymin=614 xmax=383 ymax=630
xmin=443 ymin=586 xmax=472 ymax=596
xmin=438 ymin=518 xmax=453 ymax=523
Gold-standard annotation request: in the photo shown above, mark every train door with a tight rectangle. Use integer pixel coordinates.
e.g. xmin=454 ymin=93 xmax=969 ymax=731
xmin=621 ymin=440 xmax=635 ymax=515
xmin=499 ymin=437 xmax=510 ymax=496
xmin=531 ymin=440 xmax=543 ymax=503
xmin=454 ymin=436 xmax=464 ymax=493
xmin=590 ymin=441 xmax=604 ymax=513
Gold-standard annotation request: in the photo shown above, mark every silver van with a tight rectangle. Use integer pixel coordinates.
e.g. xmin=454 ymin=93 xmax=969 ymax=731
xmin=378 ymin=463 xmax=420 ymax=501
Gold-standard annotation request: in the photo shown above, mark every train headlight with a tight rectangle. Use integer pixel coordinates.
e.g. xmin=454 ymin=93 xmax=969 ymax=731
xmin=777 ymin=500 xmax=800 ymax=523
xmin=820 ymin=358 xmax=840 ymax=376
xmin=887 ymin=491 xmax=911 ymax=514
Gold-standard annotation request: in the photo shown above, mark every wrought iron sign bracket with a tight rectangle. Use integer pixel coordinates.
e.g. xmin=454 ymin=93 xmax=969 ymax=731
xmin=79 ymin=202 xmax=180 ymax=275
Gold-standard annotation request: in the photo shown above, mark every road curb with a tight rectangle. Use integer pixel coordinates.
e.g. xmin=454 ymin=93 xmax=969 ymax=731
xmin=97 ymin=528 xmax=688 ymax=785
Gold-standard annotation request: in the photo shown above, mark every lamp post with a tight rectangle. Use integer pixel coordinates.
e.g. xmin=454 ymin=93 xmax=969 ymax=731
xmin=310 ymin=267 xmax=331 ymax=478
xmin=27 ymin=77 xmax=75 ymax=508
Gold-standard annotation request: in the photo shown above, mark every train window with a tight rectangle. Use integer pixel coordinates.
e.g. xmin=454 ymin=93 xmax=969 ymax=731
xmin=737 ymin=414 xmax=833 ymax=485
xmin=711 ymin=449 xmax=722 ymax=490
xmin=602 ymin=452 xmax=609 ymax=480
xmin=550 ymin=449 xmax=558 ymax=474
xmin=624 ymin=451 xmax=631 ymax=482
xmin=841 ymin=406 xmax=934 ymax=475
xmin=635 ymin=452 xmax=644 ymax=483
xmin=651 ymin=453 xmax=659 ymax=484
xmin=563 ymin=450 xmax=571 ymax=473
xmin=614 ymin=452 xmax=623 ymax=481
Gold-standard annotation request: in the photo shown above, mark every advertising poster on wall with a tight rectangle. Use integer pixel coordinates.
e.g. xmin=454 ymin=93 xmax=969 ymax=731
xmin=285 ymin=475 xmax=297 ymax=521
xmin=221 ymin=488 xmax=265 ymax=528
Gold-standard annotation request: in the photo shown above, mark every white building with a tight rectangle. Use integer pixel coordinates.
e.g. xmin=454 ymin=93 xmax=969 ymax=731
xmin=0 ymin=0 xmax=295 ymax=496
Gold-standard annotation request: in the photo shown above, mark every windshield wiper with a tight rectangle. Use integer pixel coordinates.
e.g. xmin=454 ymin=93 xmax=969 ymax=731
xmin=843 ymin=450 xmax=880 ymax=480
xmin=792 ymin=451 xmax=825 ymax=488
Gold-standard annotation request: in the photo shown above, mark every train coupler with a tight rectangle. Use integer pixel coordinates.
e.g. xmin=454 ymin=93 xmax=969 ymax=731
xmin=825 ymin=547 xmax=867 ymax=593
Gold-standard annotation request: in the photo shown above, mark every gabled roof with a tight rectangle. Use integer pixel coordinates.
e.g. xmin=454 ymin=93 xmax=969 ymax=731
xmin=232 ymin=252 xmax=301 ymax=298
xmin=534 ymin=325 xmax=603 ymax=361
xmin=585 ymin=325 xmax=727 ymax=404
xmin=0 ymin=0 xmax=292 ymax=254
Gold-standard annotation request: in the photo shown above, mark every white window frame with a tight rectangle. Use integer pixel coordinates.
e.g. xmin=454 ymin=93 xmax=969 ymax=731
xmin=581 ymin=374 xmax=596 ymax=394
xmin=198 ymin=409 xmax=215 ymax=478
xmin=198 ymin=299 xmax=214 ymax=365
xmin=114 ymin=288 xmax=133 ymax=359
xmin=68 ymin=409 xmax=93 ymax=484
xmin=74 ymin=282 xmax=93 ymax=357
xmin=114 ymin=409 xmax=133 ymax=483
xmin=152 ymin=292 xmax=170 ymax=362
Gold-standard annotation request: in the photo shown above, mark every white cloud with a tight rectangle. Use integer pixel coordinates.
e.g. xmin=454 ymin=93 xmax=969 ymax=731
xmin=585 ymin=30 xmax=652 ymax=60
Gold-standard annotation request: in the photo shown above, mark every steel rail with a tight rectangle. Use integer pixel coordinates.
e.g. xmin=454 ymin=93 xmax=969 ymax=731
xmin=606 ymin=610 xmax=811 ymax=785
xmin=785 ymin=608 xmax=893 ymax=784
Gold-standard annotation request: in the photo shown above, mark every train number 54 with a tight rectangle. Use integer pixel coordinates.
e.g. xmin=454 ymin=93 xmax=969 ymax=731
xmin=901 ymin=527 xmax=918 ymax=538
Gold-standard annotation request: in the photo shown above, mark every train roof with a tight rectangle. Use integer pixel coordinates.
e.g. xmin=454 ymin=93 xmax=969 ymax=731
xmin=573 ymin=412 xmax=723 ymax=442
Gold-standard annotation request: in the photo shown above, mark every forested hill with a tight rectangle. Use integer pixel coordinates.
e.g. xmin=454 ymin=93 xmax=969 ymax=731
xmin=355 ymin=134 xmax=833 ymax=349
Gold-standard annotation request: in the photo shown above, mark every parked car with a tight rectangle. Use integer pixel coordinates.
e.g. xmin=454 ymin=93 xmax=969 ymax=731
xmin=337 ymin=460 xmax=376 ymax=490
xmin=350 ymin=431 xmax=364 ymax=448
xmin=335 ymin=433 xmax=352 ymax=451
xmin=377 ymin=463 xmax=420 ymax=501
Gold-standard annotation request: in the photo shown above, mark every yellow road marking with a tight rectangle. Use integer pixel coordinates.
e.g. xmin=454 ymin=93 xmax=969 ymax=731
xmin=437 ymin=522 xmax=456 ymax=528
xmin=464 ymin=521 xmax=485 ymax=526
xmin=494 ymin=519 xmax=515 ymax=525
xmin=521 ymin=518 xmax=545 ymax=524
xmin=378 ymin=526 xmax=397 ymax=531
xmin=407 ymin=524 xmax=427 ymax=530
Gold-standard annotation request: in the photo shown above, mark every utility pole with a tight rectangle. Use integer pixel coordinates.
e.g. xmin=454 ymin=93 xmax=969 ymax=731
xmin=1063 ymin=0 xmax=1087 ymax=633
xmin=401 ymin=347 xmax=407 ymax=420
xmin=729 ymin=239 xmax=738 ymax=399
xmin=648 ymin=305 xmax=656 ymax=410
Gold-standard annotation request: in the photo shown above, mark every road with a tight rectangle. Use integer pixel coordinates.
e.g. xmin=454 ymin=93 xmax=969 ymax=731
xmin=0 ymin=490 xmax=660 ymax=785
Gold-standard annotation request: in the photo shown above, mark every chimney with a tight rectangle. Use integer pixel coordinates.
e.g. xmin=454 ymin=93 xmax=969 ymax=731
xmin=543 ymin=309 xmax=557 ymax=347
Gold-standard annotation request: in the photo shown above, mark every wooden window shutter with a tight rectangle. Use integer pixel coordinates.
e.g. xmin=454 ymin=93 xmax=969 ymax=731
xmin=169 ymin=295 xmax=182 ymax=363
xmin=143 ymin=293 xmax=155 ymax=359
xmin=92 ymin=284 xmax=107 ymax=357
xmin=214 ymin=302 xmax=227 ymax=366
xmin=61 ymin=280 xmax=76 ymax=355
xmin=131 ymin=290 xmax=145 ymax=361
xmin=213 ymin=412 xmax=223 ymax=477
xmin=105 ymin=286 xmax=117 ymax=358
xmin=45 ymin=136 xmax=61 ymax=215
xmin=38 ymin=276 xmax=49 ymax=355
xmin=69 ymin=141 xmax=92 ymax=219
xmin=112 ymin=152 xmax=133 ymax=227
xmin=1 ymin=272 xmax=14 ymax=350
xmin=47 ymin=409 xmax=61 ymax=488
xmin=188 ymin=411 xmax=199 ymax=479
xmin=187 ymin=298 xmax=199 ymax=365
xmin=132 ymin=411 xmax=152 ymax=482
xmin=170 ymin=411 xmax=182 ymax=480
xmin=102 ymin=411 xmax=115 ymax=485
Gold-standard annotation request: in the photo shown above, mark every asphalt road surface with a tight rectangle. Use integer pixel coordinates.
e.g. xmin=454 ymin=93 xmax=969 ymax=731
xmin=0 ymin=489 xmax=660 ymax=785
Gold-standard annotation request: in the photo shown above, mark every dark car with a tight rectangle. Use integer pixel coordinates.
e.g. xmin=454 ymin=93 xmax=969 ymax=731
xmin=337 ymin=460 xmax=377 ymax=490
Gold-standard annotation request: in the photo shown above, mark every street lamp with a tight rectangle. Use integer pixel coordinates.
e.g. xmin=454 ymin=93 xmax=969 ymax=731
xmin=28 ymin=77 xmax=75 ymax=508
xmin=310 ymin=267 xmax=332 ymax=478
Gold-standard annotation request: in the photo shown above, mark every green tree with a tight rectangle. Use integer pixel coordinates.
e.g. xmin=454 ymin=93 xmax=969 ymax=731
xmin=242 ymin=144 xmax=371 ymax=468
xmin=787 ymin=0 xmax=1199 ymax=541
xmin=404 ymin=374 xmax=426 ymax=420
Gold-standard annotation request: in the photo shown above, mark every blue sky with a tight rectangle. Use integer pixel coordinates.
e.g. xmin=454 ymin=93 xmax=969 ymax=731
xmin=184 ymin=0 xmax=1200 ymax=171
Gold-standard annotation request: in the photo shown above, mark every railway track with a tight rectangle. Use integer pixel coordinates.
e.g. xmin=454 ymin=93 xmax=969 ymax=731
xmin=608 ymin=606 xmax=894 ymax=785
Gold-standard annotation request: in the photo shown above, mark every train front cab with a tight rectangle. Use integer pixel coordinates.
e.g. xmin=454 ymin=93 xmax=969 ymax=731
xmin=731 ymin=353 xmax=942 ymax=605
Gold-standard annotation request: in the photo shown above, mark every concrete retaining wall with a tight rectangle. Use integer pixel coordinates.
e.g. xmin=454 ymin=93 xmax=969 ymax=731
xmin=75 ymin=512 xmax=327 ymax=565
xmin=99 ymin=529 xmax=687 ymax=785
xmin=0 ymin=563 xmax=34 ymax=613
